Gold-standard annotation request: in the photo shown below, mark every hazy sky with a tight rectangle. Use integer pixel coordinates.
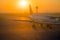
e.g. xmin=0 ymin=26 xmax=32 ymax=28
xmin=0 ymin=0 xmax=60 ymax=13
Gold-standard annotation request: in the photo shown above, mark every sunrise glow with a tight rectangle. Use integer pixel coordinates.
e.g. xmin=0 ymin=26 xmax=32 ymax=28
xmin=1 ymin=0 xmax=60 ymax=13
xmin=18 ymin=0 xmax=28 ymax=8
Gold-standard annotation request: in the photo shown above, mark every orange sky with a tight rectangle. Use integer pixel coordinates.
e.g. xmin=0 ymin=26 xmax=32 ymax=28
xmin=0 ymin=0 xmax=60 ymax=14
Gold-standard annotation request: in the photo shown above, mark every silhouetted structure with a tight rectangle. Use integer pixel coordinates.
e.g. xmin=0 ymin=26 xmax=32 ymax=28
xmin=29 ymin=4 xmax=33 ymax=15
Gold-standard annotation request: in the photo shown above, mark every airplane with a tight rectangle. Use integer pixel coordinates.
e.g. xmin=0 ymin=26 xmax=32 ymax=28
xmin=14 ymin=4 xmax=60 ymax=30
xmin=29 ymin=4 xmax=60 ymax=29
xmin=30 ymin=13 xmax=60 ymax=24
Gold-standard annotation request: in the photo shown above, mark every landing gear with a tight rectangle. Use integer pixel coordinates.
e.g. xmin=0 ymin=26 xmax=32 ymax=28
xmin=46 ymin=24 xmax=52 ymax=29
xmin=32 ymin=22 xmax=52 ymax=31
xmin=40 ymin=24 xmax=52 ymax=30
xmin=32 ymin=23 xmax=36 ymax=30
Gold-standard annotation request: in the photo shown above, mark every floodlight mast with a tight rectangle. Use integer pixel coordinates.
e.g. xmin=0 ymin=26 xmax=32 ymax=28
xmin=36 ymin=6 xmax=38 ymax=13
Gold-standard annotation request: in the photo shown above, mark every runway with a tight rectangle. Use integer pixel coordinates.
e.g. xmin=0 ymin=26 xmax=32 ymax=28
xmin=0 ymin=14 xmax=60 ymax=40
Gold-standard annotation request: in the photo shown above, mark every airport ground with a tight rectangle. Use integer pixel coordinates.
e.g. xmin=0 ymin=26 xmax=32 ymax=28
xmin=0 ymin=14 xmax=60 ymax=40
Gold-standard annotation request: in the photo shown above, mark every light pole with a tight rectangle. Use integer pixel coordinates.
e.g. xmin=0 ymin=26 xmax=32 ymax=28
xmin=36 ymin=6 xmax=38 ymax=14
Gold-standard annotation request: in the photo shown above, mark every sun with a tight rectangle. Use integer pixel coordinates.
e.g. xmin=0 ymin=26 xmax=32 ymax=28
xmin=18 ymin=0 xmax=28 ymax=8
xmin=20 ymin=0 xmax=27 ymax=6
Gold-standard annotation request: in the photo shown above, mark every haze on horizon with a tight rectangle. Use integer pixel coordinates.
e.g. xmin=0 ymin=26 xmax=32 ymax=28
xmin=0 ymin=0 xmax=60 ymax=14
